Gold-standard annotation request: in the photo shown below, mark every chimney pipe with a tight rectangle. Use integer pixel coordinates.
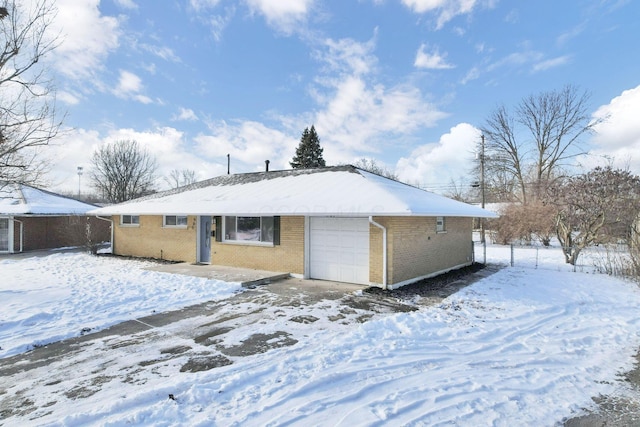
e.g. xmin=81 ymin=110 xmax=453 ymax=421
xmin=265 ymin=159 xmax=270 ymax=172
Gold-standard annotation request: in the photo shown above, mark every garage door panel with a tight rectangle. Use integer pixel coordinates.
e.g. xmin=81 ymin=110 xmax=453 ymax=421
xmin=310 ymin=217 xmax=369 ymax=285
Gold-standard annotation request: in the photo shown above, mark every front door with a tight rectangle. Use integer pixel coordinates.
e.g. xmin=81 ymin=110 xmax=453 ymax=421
xmin=198 ymin=216 xmax=211 ymax=264
xmin=0 ymin=218 xmax=9 ymax=252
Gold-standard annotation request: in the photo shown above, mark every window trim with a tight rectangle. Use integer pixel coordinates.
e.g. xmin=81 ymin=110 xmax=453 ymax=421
xmin=163 ymin=215 xmax=188 ymax=228
xmin=120 ymin=214 xmax=140 ymax=227
xmin=222 ymin=215 xmax=275 ymax=246
xmin=436 ymin=216 xmax=446 ymax=233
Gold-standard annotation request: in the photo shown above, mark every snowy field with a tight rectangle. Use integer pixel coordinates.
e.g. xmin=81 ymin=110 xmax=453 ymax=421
xmin=2 ymin=245 xmax=640 ymax=426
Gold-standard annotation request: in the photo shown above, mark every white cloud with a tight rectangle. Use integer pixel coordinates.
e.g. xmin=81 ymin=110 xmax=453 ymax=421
xmin=401 ymin=0 xmax=482 ymax=29
xmin=532 ymin=55 xmax=571 ymax=72
xmin=116 ymin=71 xmax=142 ymax=93
xmin=57 ymin=90 xmax=81 ymax=105
xmin=173 ymin=108 xmax=199 ymax=122
xmin=113 ymin=70 xmax=152 ymax=104
xmin=244 ymin=0 xmax=315 ymax=34
xmin=314 ymin=76 xmax=446 ymax=157
xmin=487 ymin=49 xmax=544 ymax=71
xmin=318 ymin=36 xmax=378 ymax=76
xmin=95 ymin=127 xmax=222 ymax=189
xmin=45 ymin=128 xmax=103 ymax=191
xmin=186 ymin=0 xmax=235 ymax=42
xmin=114 ymin=0 xmax=138 ymax=10
xmin=190 ymin=0 xmax=223 ymax=11
xmin=583 ymin=85 xmax=640 ymax=175
xmin=195 ymin=120 xmax=295 ymax=171
xmin=52 ymin=0 xmax=120 ymax=80
xmin=137 ymin=44 xmax=181 ymax=63
xmin=461 ymin=66 xmax=480 ymax=84
xmin=414 ymin=44 xmax=455 ymax=69
xmin=396 ymin=123 xmax=480 ymax=187
xmin=309 ymin=37 xmax=447 ymax=162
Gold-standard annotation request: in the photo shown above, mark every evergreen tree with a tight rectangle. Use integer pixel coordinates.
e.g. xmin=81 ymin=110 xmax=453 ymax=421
xmin=290 ymin=125 xmax=326 ymax=169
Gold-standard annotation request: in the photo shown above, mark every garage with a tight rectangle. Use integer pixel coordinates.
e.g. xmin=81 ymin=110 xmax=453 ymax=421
xmin=309 ymin=217 xmax=370 ymax=285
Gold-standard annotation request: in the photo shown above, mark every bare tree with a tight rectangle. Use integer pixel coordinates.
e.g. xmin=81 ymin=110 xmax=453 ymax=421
xmin=481 ymin=85 xmax=599 ymax=204
xmin=164 ymin=168 xmax=197 ymax=189
xmin=90 ymin=140 xmax=158 ymax=203
xmin=0 ymin=0 xmax=63 ymax=187
xmin=445 ymin=177 xmax=475 ymax=202
xmin=545 ymin=167 xmax=640 ymax=265
xmin=353 ymin=158 xmax=398 ymax=180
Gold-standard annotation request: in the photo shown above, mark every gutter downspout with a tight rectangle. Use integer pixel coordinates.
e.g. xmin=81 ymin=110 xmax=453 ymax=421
xmin=95 ymin=216 xmax=114 ymax=253
xmin=369 ymin=216 xmax=387 ymax=290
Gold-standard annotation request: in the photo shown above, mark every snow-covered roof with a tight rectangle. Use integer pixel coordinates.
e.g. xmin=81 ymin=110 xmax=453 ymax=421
xmin=90 ymin=166 xmax=498 ymax=218
xmin=0 ymin=183 xmax=99 ymax=215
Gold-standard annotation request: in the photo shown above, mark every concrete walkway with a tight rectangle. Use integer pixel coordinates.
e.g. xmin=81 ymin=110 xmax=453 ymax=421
xmin=146 ymin=262 xmax=291 ymax=287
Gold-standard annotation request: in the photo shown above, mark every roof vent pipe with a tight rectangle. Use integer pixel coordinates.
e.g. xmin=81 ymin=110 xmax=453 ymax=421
xmin=265 ymin=160 xmax=270 ymax=172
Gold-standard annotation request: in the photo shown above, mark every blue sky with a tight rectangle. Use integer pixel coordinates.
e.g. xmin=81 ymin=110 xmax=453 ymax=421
xmin=43 ymin=0 xmax=640 ymax=194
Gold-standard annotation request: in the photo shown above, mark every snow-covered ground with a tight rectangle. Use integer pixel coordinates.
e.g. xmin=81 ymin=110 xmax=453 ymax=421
xmin=2 ymin=245 xmax=640 ymax=426
xmin=0 ymin=252 xmax=242 ymax=358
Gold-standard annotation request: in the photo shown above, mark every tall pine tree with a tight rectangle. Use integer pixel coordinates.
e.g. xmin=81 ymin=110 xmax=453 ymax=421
xmin=290 ymin=125 xmax=326 ymax=169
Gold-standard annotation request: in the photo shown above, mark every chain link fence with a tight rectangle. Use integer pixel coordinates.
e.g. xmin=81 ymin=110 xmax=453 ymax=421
xmin=473 ymin=240 xmax=635 ymax=277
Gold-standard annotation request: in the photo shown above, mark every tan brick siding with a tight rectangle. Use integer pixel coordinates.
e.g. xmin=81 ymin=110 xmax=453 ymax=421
xmin=113 ymin=215 xmax=197 ymax=262
xmin=369 ymin=222 xmax=384 ymax=284
xmin=211 ymin=216 xmax=304 ymax=274
xmin=112 ymin=214 xmax=471 ymax=284
xmin=370 ymin=216 xmax=473 ymax=286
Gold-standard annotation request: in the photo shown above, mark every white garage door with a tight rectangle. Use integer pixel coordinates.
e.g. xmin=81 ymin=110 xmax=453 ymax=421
xmin=310 ymin=217 xmax=370 ymax=285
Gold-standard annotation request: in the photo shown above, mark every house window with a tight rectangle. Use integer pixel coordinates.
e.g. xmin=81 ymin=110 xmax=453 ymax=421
xmin=436 ymin=216 xmax=446 ymax=233
xmin=164 ymin=215 xmax=188 ymax=227
xmin=121 ymin=215 xmax=140 ymax=226
xmin=223 ymin=216 xmax=274 ymax=243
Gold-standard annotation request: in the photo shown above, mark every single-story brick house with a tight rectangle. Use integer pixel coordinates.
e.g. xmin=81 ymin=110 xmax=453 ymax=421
xmin=0 ymin=183 xmax=111 ymax=254
xmin=90 ymin=166 xmax=497 ymax=289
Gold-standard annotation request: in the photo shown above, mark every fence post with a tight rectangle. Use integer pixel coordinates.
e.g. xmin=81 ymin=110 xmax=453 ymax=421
xmin=471 ymin=240 xmax=475 ymax=263
xmin=483 ymin=238 xmax=487 ymax=264
xmin=510 ymin=244 xmax=514 ymax=267
xmin=535 ymin=247 xmax=539 ymax=269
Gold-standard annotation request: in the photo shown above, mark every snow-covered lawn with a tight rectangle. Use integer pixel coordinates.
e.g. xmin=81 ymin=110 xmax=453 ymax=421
xmin=0 ymin=252 xmax=242 ymax=358
xmin=2 ymin=245 xmax=640 ymax=425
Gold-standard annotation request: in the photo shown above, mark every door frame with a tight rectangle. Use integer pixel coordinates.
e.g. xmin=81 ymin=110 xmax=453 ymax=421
xmin=0 ymin=217 xmax=13 ymax=253
xmin=197 ymin=215 xmax=212 ymax=264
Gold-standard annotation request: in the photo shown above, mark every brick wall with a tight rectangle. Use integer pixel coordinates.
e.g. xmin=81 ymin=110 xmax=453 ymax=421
xmin=369 ymin=221 xmax=384 ymax=284
xmin=370 ymin=216 xmax=473 ymax=286
xmin=15 ymin=216 xmax=111 ymax=252
xmin=211 ymin=216 xmax=304 ymax=274
xmin=113 ymin=215 xmax=197 ymax=262
xmin=111 ymin=214 xmax=471 ymax=282
xmin=113 ymin=215 xmax=304 ymax=273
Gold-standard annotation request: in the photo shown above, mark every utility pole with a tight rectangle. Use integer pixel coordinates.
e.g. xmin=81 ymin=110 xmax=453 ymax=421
xmin=480 ymin=134 xmax=487 ymax=263
xmin=77 ymin=166 xmax=83 ymax=198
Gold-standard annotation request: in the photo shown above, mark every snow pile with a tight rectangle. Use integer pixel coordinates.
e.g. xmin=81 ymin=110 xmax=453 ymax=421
xmin=0 ymin=252 xmax=242 ymax=357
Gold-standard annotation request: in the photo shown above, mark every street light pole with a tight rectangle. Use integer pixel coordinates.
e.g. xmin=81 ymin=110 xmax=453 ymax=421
xmin=77 ymin=166 xmax=83 ymax=198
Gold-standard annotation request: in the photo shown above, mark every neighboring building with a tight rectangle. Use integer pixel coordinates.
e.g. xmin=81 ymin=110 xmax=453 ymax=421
xmin=90 ymin=166 xmax=497 ymax=289
xmin=0 ymin=183 xmax=111 ymax=254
